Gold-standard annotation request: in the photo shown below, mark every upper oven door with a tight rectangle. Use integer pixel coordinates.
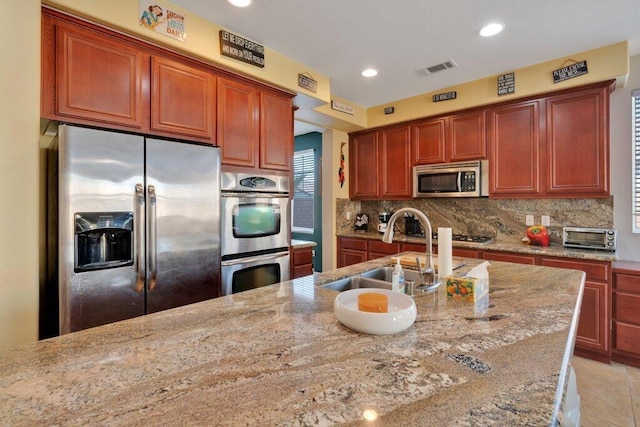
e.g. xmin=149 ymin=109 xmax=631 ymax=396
xmin=221 ymin=193 xmax=290 ymax=257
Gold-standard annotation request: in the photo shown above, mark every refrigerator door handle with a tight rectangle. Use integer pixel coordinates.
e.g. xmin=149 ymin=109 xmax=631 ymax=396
xmin=148 ymin=185 xmax=158 ymax=291
xmin=135 ymin=183 xmax=145 ymax=293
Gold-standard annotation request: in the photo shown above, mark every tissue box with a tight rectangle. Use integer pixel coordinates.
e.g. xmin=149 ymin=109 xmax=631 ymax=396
xmin=446 ymin=276 xmax=489 ymax=302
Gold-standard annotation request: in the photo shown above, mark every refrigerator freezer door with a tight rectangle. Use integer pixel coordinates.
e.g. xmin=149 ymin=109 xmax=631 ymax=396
xmin=145 ymin=139 xmax=220 ymax=312
xmin=58 ymin=125 xmax=145 ymax=334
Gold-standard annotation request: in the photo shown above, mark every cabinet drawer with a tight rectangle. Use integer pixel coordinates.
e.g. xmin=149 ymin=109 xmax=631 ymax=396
xmin=483 ymin=251 xmax=536 ymax=265
xmin=339 ymin=238 xmax=367 ymax=251
xmin=541 ymin=257 xmax=609 ymax=282
xmin=615 ymin=293 xmax=640 ymax=324
xmin=369 ymin=240 xmax=401 ymax=255
xmin=615 ymin=273 xmax=640 ymax=293
xmin=614 ymin=322 xmax=640 ymax=354
xmin=452 ymin=248 xmax=481 ymax=258
xmin=293 ymin=249 xmax=313 ymax=266
xmin=292 ymin=264 xmax=313 ymax=278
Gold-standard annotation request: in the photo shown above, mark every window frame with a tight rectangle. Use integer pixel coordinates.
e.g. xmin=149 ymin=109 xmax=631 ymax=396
xmin=292 ymin=148 xmax=315 ymax=234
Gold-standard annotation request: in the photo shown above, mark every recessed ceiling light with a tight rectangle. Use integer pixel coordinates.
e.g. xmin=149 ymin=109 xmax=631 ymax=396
xmin=228 ymin=0 xmax=251 ymax=7
xmin=362 ymin=68 xmax=378 ymax=77
xmin=480 ymin=23 xmax=504 ymax=37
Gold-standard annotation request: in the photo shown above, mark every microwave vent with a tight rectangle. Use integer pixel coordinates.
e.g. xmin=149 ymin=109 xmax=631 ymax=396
xmin=416 ymin=60 xmax=458 ymax=77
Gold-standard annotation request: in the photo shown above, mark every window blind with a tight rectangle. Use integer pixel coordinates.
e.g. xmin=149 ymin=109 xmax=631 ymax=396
xmin=292 ymin=149 xmax=315 ymax=231
xmin=633 ymin=90 xmax=640 ymax=232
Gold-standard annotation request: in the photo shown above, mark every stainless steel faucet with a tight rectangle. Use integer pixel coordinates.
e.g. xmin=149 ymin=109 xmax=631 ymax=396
xmin=382 ymin=207 xmax=440 ymax=290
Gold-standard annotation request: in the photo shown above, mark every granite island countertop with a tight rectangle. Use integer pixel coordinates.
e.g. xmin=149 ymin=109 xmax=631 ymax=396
xmin=0 ymin=254 xmax=584 ymax=426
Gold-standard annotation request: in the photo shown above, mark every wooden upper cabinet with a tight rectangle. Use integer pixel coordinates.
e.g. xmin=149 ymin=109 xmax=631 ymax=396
xmin=217 ymin=81 xmax=293 ymax=171
xmin=350 ymin=131 xmax=379 ymax=199
xmin=150 ymin=56 xmax=215 ymax=142
xmin=411 ymin=111 xmax=485 ymax=165
xmin=260 ymin=91 xmax=293 ymax=171
xmin=412 ymin=118 xmax=446 ymax=164
xmin=378 ymin=126 xmax=412 ymax=198
xmin=217 ymin=77 xmax=259 ymax=167
xmin=350 ymin=126 xmax=412 ymax=200
xmin=488 ymin=101 xmax=541 ymax=196
xmin=545 ymin=83 xmax=611 ymax=196
xmin=448 ymin=110 xmax=486 ymax=161
xmin=49 ymin=19 xmax=147 ymax=130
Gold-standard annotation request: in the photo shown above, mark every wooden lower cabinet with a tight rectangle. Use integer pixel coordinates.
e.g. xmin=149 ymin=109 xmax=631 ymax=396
xmin=337 ymin=237 xmax=368 ymax=267
xmin=541 ymin=256 xmax=611 ymax=363
xmin=291 ymin=247 xmax=314 ymax=279
xmin=368 ymin=241 xmax=401 ymax=260
xmin=612 ymin=262 xmax=640 ymax=368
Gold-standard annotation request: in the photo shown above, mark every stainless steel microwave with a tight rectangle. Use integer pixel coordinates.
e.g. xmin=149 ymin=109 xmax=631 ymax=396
xmin=413 ymin=160 xmax=488 ymax=197
xmin=563 ymin=227 xmax=617 ymax=251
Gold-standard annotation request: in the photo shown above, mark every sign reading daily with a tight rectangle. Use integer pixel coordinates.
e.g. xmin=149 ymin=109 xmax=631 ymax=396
xmin=552 ymin=60 xmax=588 ymax=83
xmin=138 ymin=1 xmax=186 ymax=42
xmin=497 ymin=72 xmax=515 ymax=96
xmin=432 ymin=91 xmax=457 ymax=102
xmin=219 ymin=30 xmax=265 ymax=68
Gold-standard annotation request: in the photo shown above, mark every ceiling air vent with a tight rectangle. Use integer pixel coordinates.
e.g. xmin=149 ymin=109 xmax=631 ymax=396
xmin=416 ymin=60 xmax=458 ymax=77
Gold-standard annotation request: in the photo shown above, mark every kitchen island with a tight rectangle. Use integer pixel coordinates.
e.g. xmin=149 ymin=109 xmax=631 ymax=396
xmin=0 ymin=254 xmax=584 ymax=426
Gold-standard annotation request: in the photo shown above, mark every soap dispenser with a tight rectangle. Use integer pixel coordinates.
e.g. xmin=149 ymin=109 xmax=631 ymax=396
xmin=392 ymin=259 xmax=405 ymax=292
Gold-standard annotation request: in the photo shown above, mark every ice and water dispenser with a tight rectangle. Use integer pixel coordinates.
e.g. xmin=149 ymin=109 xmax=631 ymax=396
xmin=74 ymin=212 xmax=134 ymax=272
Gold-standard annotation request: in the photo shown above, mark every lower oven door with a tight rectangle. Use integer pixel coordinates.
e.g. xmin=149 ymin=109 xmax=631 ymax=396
xmin=221 ymin=193 xmax=290 ymax=257
xmin=221 ymin=250 xmax=290 ymax=295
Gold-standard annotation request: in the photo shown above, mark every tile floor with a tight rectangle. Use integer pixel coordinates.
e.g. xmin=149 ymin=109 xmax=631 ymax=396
xmin=572 ymin=356 xmax=640 ymax=426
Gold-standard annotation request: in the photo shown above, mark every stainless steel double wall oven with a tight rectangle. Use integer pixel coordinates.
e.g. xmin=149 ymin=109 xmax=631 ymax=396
xmin=220 ymin=172 xmax=291 ymax=295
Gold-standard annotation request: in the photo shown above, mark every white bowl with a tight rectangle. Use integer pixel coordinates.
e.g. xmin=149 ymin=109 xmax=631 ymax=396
xmin=334 ymin=288 xmax=417 ymax=335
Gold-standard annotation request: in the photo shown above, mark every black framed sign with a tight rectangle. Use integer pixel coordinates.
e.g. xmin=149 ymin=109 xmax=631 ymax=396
xmin=552 ymin=60 xmax=588 ymax=83
xmin=497 ymin=72 xmax=515 ymax=96
xmin=432 ymin=91 xmax=457 ymax=102
xmin=219 ymin=30 xmax=265 ymax=68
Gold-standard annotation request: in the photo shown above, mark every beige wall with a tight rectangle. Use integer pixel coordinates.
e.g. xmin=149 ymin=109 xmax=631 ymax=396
xmin=0 ymin=0 xmax=41 ymax=350
xmin=321 ymin=129 xmax=350 ymax=271
xmin=610 ymin=54 xmax=640 ymax=261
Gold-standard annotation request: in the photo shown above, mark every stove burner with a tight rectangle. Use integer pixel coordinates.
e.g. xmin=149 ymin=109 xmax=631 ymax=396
xmin=431 ymin=232 xmax=493 ymax=246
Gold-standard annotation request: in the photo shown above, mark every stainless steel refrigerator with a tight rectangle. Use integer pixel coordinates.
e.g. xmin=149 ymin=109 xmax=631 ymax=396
xmin=46 ymin=124 xmax=220 ymax=335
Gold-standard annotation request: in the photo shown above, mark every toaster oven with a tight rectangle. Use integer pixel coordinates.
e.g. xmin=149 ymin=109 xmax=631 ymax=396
xmin=562 ymin=227 xmax=617 ymax=251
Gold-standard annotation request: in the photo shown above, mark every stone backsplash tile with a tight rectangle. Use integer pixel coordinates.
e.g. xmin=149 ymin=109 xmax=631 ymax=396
xmin=336 ymin=197 xmax=614 ymax=245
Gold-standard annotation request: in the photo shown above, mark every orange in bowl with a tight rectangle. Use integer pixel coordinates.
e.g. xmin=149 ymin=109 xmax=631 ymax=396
xmin=357 ymin=292 xmax=389 ymax=313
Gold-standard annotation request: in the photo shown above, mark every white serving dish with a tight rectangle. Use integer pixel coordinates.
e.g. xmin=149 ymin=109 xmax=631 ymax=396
xmin=334 ymin=288 xmax=417 ymax=335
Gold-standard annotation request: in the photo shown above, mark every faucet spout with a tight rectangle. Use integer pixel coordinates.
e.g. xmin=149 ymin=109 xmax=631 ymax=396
xmin=382 ymin=207 xmax=439 ymax=290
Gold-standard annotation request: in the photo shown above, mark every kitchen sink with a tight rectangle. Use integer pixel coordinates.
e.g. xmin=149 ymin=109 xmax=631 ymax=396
xmin=360 ymin=266 xmax=425 ymax=283
xmin=321 ymin=266 xmax=438 ymax=292
xmin=321 ymin=276 xmax=393 ymax=292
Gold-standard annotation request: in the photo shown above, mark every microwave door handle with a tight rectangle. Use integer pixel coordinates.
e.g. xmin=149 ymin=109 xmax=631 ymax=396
xmin=221 ymin=251 xmax=289 ymax=267
xmin=456 ymin=173 xmax=462 ymax=192
xmin=134 ymin=183 xmax=145 ymax=293
xmin=147 ymin=185 xmax=158 ymax=291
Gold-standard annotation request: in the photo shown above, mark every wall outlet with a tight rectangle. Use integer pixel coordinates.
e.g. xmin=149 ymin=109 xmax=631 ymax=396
xmin=525 ymin=214 xmax=534 ymax=226
xmin=346 ymin=212 xmax=351 ymax=220
xmin=541 ymin=215 xmax=550 ymax=226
